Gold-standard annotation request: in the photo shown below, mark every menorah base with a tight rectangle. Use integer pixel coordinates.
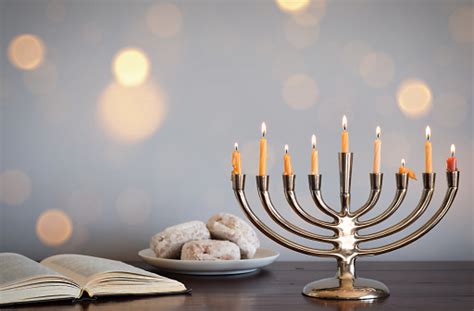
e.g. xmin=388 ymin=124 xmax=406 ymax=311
xmin=302 ymin=277 xmax=390 ymax=300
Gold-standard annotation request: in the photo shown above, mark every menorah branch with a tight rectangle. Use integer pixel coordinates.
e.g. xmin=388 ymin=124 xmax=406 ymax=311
xmin=356 ymin=173 xmax=408 ymax=228
xmin=352 ymin=173 xmax=383 ymax=218
xmin=256 ymin=176 xmax=337 ymax=243
xmin=308 ymin=174 xmax=340 ymax=219
xmin=357 ymin=173 xmax=435 ymax=242
xmin=232 ymin=174 xmax=339 ymax=258
xmin=358 ymin=172 xmax=459 ymax=255
xmin=283 ymin=175 xmax=338 ymax=231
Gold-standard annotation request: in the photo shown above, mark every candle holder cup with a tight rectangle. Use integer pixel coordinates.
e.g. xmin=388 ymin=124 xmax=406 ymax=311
xmin=231 ymin=152 xmax=459 ymax=300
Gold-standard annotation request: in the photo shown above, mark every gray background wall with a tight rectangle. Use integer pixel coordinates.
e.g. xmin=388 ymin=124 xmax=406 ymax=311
xmin=0 ymin=0 xmax=472 ymax=261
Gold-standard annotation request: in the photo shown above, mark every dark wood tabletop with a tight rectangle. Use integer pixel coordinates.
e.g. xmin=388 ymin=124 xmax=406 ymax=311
xmin=4 ymin=261 xmax=473 ymax=311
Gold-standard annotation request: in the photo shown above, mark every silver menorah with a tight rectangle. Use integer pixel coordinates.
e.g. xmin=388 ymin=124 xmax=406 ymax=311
xmin=231 ymin=152 xmax=459 ymax=300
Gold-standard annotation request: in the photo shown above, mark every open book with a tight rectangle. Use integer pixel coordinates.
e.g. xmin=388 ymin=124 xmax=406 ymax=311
xmin=0 ymin=253 xmax=188 ymax=306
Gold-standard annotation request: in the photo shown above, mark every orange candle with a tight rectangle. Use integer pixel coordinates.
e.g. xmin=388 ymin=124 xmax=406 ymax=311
xmin=398 ymin=158 xmax=406 ymax=174
xmin=259 ymin=122 xmax=267 ymax=176
xmin=399 ymin=158 xmax=417 ymax=180
xmin=283 ymin=144 xmax=293 ymax=175
xmin=446 ymin=144 xmax=457 ymax=172
xmin=425 ymin=126 xmax=433 ymax=173
xmin=311 ymin=134 xmax=319 ymax=175
xmin=373 ymin=126 xmax=381 ymax=173
xmin=232 ymin=143 xmax=242 ymax=175
xmin=341 ymin=115 xmax=349 ymax=153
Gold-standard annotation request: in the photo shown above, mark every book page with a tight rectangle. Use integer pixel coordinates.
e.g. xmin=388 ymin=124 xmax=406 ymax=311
xmin=41 ymin=254 xmax=186 ymax=297
xmin=0 ymin=253 xmax=81 ymax=306
xmin=0 ymin=253 xmax=62 ymax=287
xmin=41 ymin=254 xmax=174 ymax=283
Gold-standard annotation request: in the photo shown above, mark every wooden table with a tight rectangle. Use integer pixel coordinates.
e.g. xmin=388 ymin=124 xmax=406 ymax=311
xmin=5 ymin=261 xmax=473 ymax=310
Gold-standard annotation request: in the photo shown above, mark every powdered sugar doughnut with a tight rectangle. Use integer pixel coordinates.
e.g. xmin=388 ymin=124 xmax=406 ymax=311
xmin=180 ymin=240 xmax=240 ymax=261
xmin=207 ymin=213 xmax=260 ymax=259
xmin=150 ymin=221 xmax=210 ymax=259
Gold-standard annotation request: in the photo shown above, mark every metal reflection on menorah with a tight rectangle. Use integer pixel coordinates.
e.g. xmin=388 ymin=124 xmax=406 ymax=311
xmin=231 ymin=152 xmax=459 ymax=300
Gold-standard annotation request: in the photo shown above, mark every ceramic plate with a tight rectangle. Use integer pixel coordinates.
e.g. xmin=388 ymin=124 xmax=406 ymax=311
xmin=138 ymin=247 xmax=279 ymax=275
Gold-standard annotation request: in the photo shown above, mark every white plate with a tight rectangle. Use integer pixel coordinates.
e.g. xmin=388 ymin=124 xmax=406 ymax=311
xmin=138 ymin=248 xmax=279 ymax=275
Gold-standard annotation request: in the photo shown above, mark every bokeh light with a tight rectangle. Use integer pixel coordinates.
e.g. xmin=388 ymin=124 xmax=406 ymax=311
xmin=0 ymin=169 xmax=32 ymax=206
xmin=282 ymin=74 xmax=319 ymax=110
xmin=46 ymin=0 xmax=66 ymax=23
xmin=8 ymin=34 xmax=46 ymax=70
xmin=23 ymin=61 xmax=58 ymax=94
xmin=36 ymin=209 xmax=73 ymax=246
xmin=113 ymin=48 xmax=150 ymax=87
xmin=98 ymin=81 xmax=167 ymax=143
xmin=449 ymin=5 xmax=474 ymax=44
xmin=276 ymin=0 xmax=310 ymax=13
xmin=433 ymin=93 xmax=468 ymax=128
xmin=397 ymin=79 xmax=432 ymax=118
xmin=359 ymin=52 xmax=395 ymax=88
xmin=292 ymin=0 xmax=326 ymax=26
xmin=116 ymin=188 xmax=152 ymax=225
xmin=146 ymin=3 xmax=183 ymax=38
xmin=284 ymin=19 xmax=319 ymax=49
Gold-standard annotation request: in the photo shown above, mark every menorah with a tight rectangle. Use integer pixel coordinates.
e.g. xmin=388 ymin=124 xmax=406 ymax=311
xmin=231 ymin=152 xmax=459 ymax=300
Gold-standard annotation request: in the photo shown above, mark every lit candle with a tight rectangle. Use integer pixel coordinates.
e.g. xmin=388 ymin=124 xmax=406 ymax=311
xmin=232 ymin=142 xmax=242 ymax=175
xmin=446 ymin=144 xmax=457 ymax=172
xmin=425 ymin=126 xmax=433 ymax=173
xmin=283 ymin=144 xmax=293 ymax=175
xmin=373 ymin=126 xmax=381 ymax=173
xmin=259 ymin=122 xmax=267 ymax=176
xmin=399 ymin=158 xmax=406 ymax=174
xmin=311 ymin=134 xmax=319 ymax=175
xmin=341 ymin=115 xmax=349 ymax=153
xmin=399 ymin=158 xmax=417 ymax=180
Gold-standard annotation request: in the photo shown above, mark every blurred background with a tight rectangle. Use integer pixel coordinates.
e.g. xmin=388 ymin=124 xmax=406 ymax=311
xmin=0 ymin=0 xmax=472 ymax=261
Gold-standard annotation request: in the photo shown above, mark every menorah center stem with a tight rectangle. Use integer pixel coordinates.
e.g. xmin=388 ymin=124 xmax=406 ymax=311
xmin=337 ymin=258 xmax=357 ymax=280
xmin=337 ymin=217 xmax=358 ymax=253
xmin=340 ymin=193 xmax=351 ymax=215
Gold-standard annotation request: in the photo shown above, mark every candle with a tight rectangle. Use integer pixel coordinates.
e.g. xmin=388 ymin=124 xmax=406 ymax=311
xmin=398 ymin=158 xmax=406 ymax=174
xmin=311 ymin=134 xmax=319 ymax=175
xmin=399 ymin=158 xmax=417 ymax=180
xmin=341 ymin=115 xmax=349 ymax=153
xmin=259 ymin=122 xmax=267 ymax=176
xmin=232 ymin=142 xmax=242 ymax=175
xmin=446 ymin=144 xmax=457 ymax=172
xmin=425 ymin=126 xmax=433 ymax=173
xmin=283 ymin=144 xmax=293 ymax=175
xmin=373 ymin=126 xmax=381 ymax=173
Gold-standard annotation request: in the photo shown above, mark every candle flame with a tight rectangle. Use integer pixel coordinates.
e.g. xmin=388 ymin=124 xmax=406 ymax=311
xmin=234 ymin=142 xmax=238 ymax=151
xmin=376 ymin=126 xmax=381 ymax=139
xmin=401 ymin=158 xmax=406 ymax=167
xmin=342 ymin=115 xmax=347 ymax=131
xmin=284 ymin=144 xmax=289 ymax=154
xmin=450 ymin=144 xmax=455 ymax=157
xmin=311 ymin=134 xmax=316 ymax=149
xmin=261 ymin=122 xmax=266 ymax=137
xmin=425 ymin=126 xmax=431 ymax=141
